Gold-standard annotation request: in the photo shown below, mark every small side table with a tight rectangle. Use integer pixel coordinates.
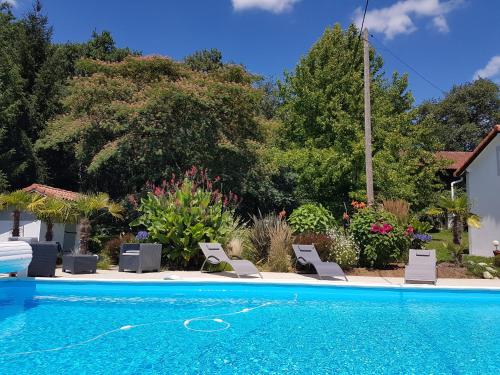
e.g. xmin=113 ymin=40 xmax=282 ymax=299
xmin=62 ymin=254 xmax=98 ymax=274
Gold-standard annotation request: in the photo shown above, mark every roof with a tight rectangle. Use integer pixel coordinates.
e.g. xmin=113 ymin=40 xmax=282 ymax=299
xmin=435 ymin=151 xmax=473 ymax=171
xmin=23 ymin=184 xmax=80 ymax=201
xmin=454 ymin=125 xmax=500 ymax=176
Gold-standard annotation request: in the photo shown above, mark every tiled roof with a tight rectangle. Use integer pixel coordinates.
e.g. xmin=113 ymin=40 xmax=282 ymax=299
xmin=23 ymin=184 xmax=80 ymax=201
xmin=435 ymin=151 xmax=473 ymax=171
xmin=455 ymin=125 xmax=500 ymax=176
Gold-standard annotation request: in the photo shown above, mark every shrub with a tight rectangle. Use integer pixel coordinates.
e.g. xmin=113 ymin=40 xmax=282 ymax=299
xmin=267 ymin=220 xmax=294 ymax=272
xmin=495 ymin=254 xmax=500 ymax=267
xmin=131 ymin=168 xmax=238 ymax=268
xmin=288 ymin=203 xmax=335 ymax=234
xmin=327 ymin=227 xmax=359 ymax=269
xmin=101 ymin=233 xmax=136 ymax=264
xmin=249 ymin=212 xmax=282 ymax=262
xmin=293 ymin=232 xmax=333 ymax=261
xmin=350 ymin=207 xmax=411 ymax=268
xmin=441 ymin=241 xmax=465 ymax=265
xmin=97 ymin=255 xmax=112 ymax=270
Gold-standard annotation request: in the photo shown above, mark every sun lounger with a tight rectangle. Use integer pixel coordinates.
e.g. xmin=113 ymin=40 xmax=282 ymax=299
xmin=292 ymin=244 xmax=348 ymax=281
xmin=198 ymin=243 xmax=262 ymax=278
xmin=405 ymin=249 xmax=437 ymax=285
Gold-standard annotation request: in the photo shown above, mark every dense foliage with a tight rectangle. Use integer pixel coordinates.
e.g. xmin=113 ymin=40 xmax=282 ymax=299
xmin=288 ymin=203 xmax=335 ymax=234
xmin=350 ymin=207 xmax=411 ymax=268
xmin=130 ymin=169 xmax=238 ymax=268
xmin=277 ymin=24 xmax=446 ymax=212
xmin=417 ymin=79 xmax=500 ymax=151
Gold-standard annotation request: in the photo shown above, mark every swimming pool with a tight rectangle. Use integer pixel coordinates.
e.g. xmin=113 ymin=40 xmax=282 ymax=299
xmin=0 ymin=280 xmax=499 ymax=374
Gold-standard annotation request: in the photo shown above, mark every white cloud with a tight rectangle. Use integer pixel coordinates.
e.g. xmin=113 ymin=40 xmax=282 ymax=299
xmin=5 ymin=0 xmax=17 ymax=6
xmin=232 ymin=0 xmax=300 ymax=14
xmin=473 ymin=56 xmax=500 ymax=81
xmin=353 ymin=0 xmax=462 ymax=39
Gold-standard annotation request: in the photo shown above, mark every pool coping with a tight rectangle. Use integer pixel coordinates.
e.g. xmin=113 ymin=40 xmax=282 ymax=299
xmin=2 ymin=276 xmax=500 ymax=292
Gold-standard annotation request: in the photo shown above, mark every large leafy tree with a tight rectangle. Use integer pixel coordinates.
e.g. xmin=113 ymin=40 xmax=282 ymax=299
xmin=417 ymin=79 xmax=500 ymax=151
xmin=277 ymin=24 xmax=443 ymax=212
xmin=36 ymin=55 xmax=265 ymax=202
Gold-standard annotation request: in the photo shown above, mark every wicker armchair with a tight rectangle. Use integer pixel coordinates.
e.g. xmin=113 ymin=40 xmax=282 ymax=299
xmin=119 ymin=243 xmax=162 ymax=273
xmin=27 ymin=242 xmax=59 ymax=277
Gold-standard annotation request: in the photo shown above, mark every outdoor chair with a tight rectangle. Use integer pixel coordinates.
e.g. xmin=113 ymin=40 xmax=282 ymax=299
xmin=404 ymin=249 xmax=437 ymax=285
xmin=118 ymin=243 xmax=162 ymax=273
xmin=292 ymin=244 xmax=348 ymax=281
xmin=198 ymin=243 xmax=262 ymax=278
xmin=27 ymin=242 xmax=59 ymax=277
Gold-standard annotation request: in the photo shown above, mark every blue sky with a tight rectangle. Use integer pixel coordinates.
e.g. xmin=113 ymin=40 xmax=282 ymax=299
xmin=10 ymin=0 xmax=500 ymax=103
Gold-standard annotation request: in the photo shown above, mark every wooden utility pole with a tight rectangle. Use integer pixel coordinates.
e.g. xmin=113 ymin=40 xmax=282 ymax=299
xmin=363 ymin=28 xmax=374 ymax=206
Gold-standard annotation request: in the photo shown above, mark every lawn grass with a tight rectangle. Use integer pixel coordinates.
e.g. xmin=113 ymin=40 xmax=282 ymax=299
xmin=426 ymin=229 xmax=469 ymax=263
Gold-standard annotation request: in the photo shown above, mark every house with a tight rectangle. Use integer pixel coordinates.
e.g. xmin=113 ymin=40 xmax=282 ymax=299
xmin=455 ymin=125 xmax=500 ymax=257
xmin=435 ymin=151 xmax=472 ymax=188
xmin=0 ymin=184 xmax=80 ymax=252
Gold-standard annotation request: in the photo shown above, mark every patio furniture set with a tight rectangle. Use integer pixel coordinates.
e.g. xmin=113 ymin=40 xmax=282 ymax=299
xmin=2 ymin=238 xmax=438 ymax=284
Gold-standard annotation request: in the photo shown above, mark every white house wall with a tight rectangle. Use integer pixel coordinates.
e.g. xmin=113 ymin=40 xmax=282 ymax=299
xmin=466 ymin=134 xmax=500 ymax=256
xmin=0 ymin=210 xmax=42 ymax=241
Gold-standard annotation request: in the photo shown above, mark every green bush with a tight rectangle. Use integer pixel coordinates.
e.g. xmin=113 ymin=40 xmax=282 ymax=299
xmin=131 ymin=170 xmax=238 ymax=268
xmin=101 ymin=233 xmax=136 ymax=264
xmin=327 ymin=227 xmax=359 ymax=269
xmin=350 ymin=207 xmax=411 ymax=268
xmin=288 ymin=203 xmax=335 ymax=234
xmin=495 ymin=254 xmax=500 ymax=267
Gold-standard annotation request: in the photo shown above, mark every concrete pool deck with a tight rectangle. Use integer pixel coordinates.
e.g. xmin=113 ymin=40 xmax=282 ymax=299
xmin=23 ymin=267 xmax=497 ymax=289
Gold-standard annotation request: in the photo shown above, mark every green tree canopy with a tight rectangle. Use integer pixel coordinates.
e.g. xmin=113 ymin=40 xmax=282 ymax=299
xmin=277 ymin=24 xmax=443 ymax=212
xmin=417 ymin=78 xmax=500 ymax=151
xmin=36 ymin=55 xmax=265 ymax=201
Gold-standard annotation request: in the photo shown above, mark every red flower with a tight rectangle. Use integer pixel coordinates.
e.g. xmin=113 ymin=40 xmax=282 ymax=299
xmin=278 ymin=210 xmax=286 ymax=219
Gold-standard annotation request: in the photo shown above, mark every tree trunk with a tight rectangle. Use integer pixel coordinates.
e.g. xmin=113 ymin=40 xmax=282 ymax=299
xmin=45 ymin=219 xmax=53 ymax=241
xmin=78 ymin=217 xmax=92 ymax=254
xmin=452 ymin=215 xmax=462 ymax=245
xmin=12 ymin=209 xmax=20 ymax=237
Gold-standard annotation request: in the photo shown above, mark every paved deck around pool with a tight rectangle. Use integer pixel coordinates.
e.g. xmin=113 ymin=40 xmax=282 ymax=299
xmin=41 ymin=267 xmax=500 ymax=289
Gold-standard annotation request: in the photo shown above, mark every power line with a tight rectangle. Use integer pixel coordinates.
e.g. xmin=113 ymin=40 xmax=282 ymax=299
xmin=369 ymin=33 xmax=447 ymax=95
xmin=351 ymin=0 xmax=370 ymax=66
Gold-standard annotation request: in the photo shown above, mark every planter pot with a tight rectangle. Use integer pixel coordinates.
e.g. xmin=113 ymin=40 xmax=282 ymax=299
xmin=62 ymin=254 xmax=98 ymax=274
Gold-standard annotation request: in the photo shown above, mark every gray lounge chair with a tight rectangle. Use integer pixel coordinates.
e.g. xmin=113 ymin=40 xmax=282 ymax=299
xmin=198 ymin=243 xmax=262 ymax=278
xmin=119 ymin=243 xmax=162 ymax=273
xmin=292 ymin=244 xmax=348 ymax=281
xmin=405 ymin=249 xmax=437 ymax=285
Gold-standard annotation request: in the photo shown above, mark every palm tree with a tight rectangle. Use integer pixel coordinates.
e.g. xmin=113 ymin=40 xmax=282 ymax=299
xmin=30 ymin=197 xmax=70 ymax=241
xmin=0 ymin=191 xmax=46 ymax=237
xmin=428 ymin=193 xmax=481 ymax=245
xmin=68 ymin=193 xmax=123 ymax=254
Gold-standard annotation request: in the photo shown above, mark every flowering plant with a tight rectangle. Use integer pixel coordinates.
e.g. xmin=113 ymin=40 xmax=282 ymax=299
xmin=370 ymin=223 xmax=394 ymax=235
xmin=351 ymin=200 xmax=367 ymax=210
xmin=135 ymin=230 xmax=149 ymax=242
xmin=411 ymin=232 xmax=432 ymax=249
xmin=350 ymin=207 xmax=411 ymax=268
xmin=131 ymin=167 xmax=238 ymax=267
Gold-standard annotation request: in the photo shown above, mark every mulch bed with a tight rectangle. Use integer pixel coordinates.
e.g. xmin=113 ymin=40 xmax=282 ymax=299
xmin=347 ymin=262 xmax=474 ymax=279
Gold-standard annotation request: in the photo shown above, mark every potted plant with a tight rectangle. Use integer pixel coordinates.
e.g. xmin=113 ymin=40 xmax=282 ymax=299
xmin=62 ymin=193 xmax=123 ymax=274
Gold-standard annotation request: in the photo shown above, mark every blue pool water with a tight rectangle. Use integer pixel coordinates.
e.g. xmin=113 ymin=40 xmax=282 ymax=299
xmin=0 ymin=281 xmax=499 ymax=374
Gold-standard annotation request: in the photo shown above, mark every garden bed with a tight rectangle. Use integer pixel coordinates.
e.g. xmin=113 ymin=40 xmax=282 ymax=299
xmin=347 ymin=262 xmax=474 ymax=279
